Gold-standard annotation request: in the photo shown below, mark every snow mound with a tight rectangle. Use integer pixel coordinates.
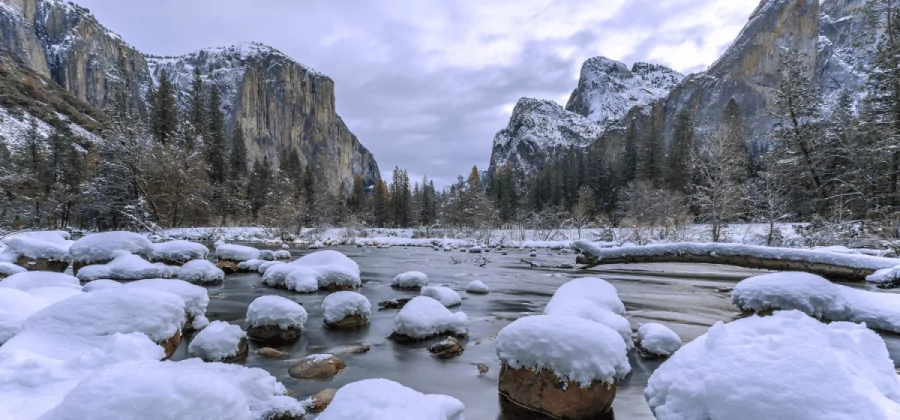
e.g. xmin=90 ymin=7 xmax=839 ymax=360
xmin=246 ymin=296 xmax=307 ymax=329
xmin=258 ymin=250 xmax=276 ymax=261
xmin=290 ymin=250 xmax=361 ymax=289
xmin=284 ymin=267 xmax=319 ymax=292
xmin=868 ymin=265 xmax=900 ymax=286
xmin=391 ymin=296 xmax=468 ymax=339
xmin=731 ymin=272 xmax=846 ymax=318
xmin=645 ymin=311 xmax=900 ymax=420
xmin=151 ymin=240 xmax=208 ymax=264
xmin=3 ymin=288 xmax=185 ymax=360
xmin=465 ymin=280 xmax=489 ymax=293
xmin=178 ymin=259 xmax=225 ymax=284
xmin=0 ymin=271 xmax=81 ymax=291
xmin=392 ymin=271 xmax=428 ymax=289
xmin=256 ymin=260 xmax=283 ymax=274
xmin=543 ymin=277 xmax=631 ymax=348
xmin=0 ymin=286 xmax=82 ymax=344
xmin=82 ymin=279 xmax=121 ymax=292
xmin=273 ymin=250 xmax=291 ymax=259
xmin=188 ymin=321 xmax=246 ymax=362
xmin=5 ymin=231 xmax=73 ymax=261
xmin=317 ymin=378 xmax=464 ymax=420
xmin=216 ymin=244 xmax=260 ymax=262
xmin=261 ymin=264 xmax=299 ymax=288
xmin=636 ymin=323 xmax=681 ymax=357
xmin=497 ymin=314 xmax=630 ymax=387
xmin=76 ymin=251 xmax=179 ymax=281
xmin=0 ymin=262 xmax=27 ymax=277
xmin=39 ymin=358 xmax=305 ymax=420
xmin=420 ymin=285 xmax=462 ymax=307
xmin=120 ymin=279 xmax=209 ymax=322
xmin=69 ymin=232 xmax=153 ymax=264
xmin=237 ymin=259 xmax=265 ymax=272
xmin=323 ymin=291 xmax=372 ymax=324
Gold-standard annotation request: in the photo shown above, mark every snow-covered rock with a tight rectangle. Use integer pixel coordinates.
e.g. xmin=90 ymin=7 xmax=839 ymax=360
xmin=76 ymin=251 xmax=179 ymax=281
xmin=256 ymin=260 xmax=284 ymax=274
xmin=317 ymin=378 xmax=465 ymax=420
xmin=467 ymin=246 xmax=483 ymax=254
xmin=0 ymin=286 xmax=82 ymax=344
xmin=69 ymin=231 xmax=154 ymax=267
xmin=545 ymin=277 xmax=625 ymax=316
xmin=273 ymin=250 xmax=291 ymax=259
xmin=187 ymin=321 xmax=248 ymax=362
xmin=420 ymin=285 xmax=462 ymax=307
xmin=323 ymin=291 xmax=371 ymax=329
xmin=81 ymin=279 xmax=121 ymax=292
xmin=258 ymin=250 xmax=276 ymax=261
xmin=261 ymin=264 xmax=300 ymax=288
xmin=177 ymin=259 xmax=225 ymax=284
xmin=0 ymin=271 xmax=81 ymax=291
xmin=731 ymin=272 xmax=845 ymax=318
xmin=392 ymin=271 xmax=428 ymax=290
xmin=308 ymin=241 xmax=324 ymax=250
xmin=0 ymin=262 xmax=27 ymax=277
xmin=4 ymin=231 xmax=73 ymax=269
xmin=39 ymin=359 xmax=306 ymax=420
xmin=246 ymin=295 xmax=306 ymax=345
xmin=289 ymin=250 xmax=361 ymax=291
xmin=645 ymin=310 xmax=900 ymax=420
xmin=635 ymin=323 xmax=681 ymax=357
xmin=389 ymin=296 xmax=468 ymax=341
xmin=120 ymin=279 xmax=209 ymax=331
xmin=867 ymin=265 xmax=900 ymax=286
xmin=465 ymin=280 xmax=489 ymax=294
xmin=151 ymin=240 xmax=208 ymax=265
xmin=215 ymin=244 xmax=260 ymax=262
xmin=237 ymin=259 xmax=266 ymax=272
xmin=284 ymin=267 xmax=319 ymax=293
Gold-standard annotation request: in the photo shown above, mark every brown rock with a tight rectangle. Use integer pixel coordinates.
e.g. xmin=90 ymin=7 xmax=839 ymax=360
xmin=429 ymin=337 xmax=464 ymax=358
xmin=247 ymin=325 xmax=302 ymax=346
xmin=309 ymin=388 xmax=338 ymax=412
xmin=334 ymin=344 xmax=371 ymax=355
xmin=256 ymin=347 xmax=285 ymax=358
xmin=325 ymin=314 xmax=368 ymax=329
xmin=216 ymin=259 xmax=240 ymax=274
xmin=477 ymin=363 xmax=490 ymax=375
xmin=219 ymin=337 xmax=249 ymax=363
xmin=158 ymin=330 xmax=182 ymax=360
xmin=377 ymin=297 xmax=412 ymax=310
xmin=288 ymin=355 xmax=347 ymax=379
xmin=498 ymin=364 xmax=616 ymax=419
xmin=16 ymin=255 xmax=69 ymax=272
xmin=321 ymin=283 xmax=360 ymax=292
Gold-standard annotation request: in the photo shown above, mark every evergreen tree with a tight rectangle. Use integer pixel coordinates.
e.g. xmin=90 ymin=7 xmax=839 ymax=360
xmin=188 ymin=66 xmax=205 ymax=148
xmin=349 ymin=174 xmax=366 ymax=214
xmin=866 ymin=0 xmax=900 ymax=205
xmin=229 ymin=121 xmax=248 ymax=180
xmin=372 ymin=179 xmax=391 ymax=227
xmin=204 ymin=87 xmax=228 ymax=184
xmin=722 ymin=98 xmax=750 ymax=181
xmin=669 ymin=107 xmax=694 ymax=194
xmin=622 ymin=119 xmax=638 ymax=183
xmin=151 ymin=70 xmax=179 ymax=145
xmin=248 ymin=157 xmax=272 ymax=219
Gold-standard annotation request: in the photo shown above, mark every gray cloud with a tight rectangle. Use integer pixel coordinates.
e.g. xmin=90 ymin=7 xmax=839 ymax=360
xmin=74 ymin=0 xmax=757 ymax=188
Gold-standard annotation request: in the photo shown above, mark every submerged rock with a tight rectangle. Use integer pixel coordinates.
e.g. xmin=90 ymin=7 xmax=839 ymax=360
xmin=309 ymin=388 xmax=337 ymax=412
xmin=256 ymin=347 xmax=285 ymax=358
xmin=477 ymin=363 xmax=490 ymax=375
xmin=333 ymin=344 xmax=371 ymax=355
xmin=429 ymin=337 xmax=464 ymax=358
xmin=289 ymin=354 xmax=347 ymax=379
xmin=246 ymin=325 xmax=302 ymax=346
xmin=378 ymin=297 xmax=412 ymax=310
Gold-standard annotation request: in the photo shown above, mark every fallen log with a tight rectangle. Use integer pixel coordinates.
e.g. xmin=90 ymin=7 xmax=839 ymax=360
xmin=572 ymin=241 xmax=900 ymax=283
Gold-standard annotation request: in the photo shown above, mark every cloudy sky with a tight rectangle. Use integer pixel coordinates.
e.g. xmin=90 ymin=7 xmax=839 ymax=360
xmin=75 ymin=0 xmax=758 ymax=188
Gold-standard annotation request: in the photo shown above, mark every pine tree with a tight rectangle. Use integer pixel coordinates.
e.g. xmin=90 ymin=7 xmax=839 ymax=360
xmin=372 ymin=179 xmax=391 ymax=227
xmin=622 ymin=119 xmax=638 ymax=183
xmin=151 ymin=70 xmax=179 ymax=145
xmin=248 ymin=157 xmax=272 ymax=219
xmin=204 ymin=87 xmax=228 ymax=184
xmin=669 ymin=107 xmax=694 ymax=194
xmin=349 ymin=174 xmax=366 ymax=214
xmin=723 ymin=98 xmax=750 ymax=181
xmin=189 ymin=66 xmax=205 ymax=148
xmin=866 ymin=0 xmax=900 ymax=206
xmin=229 ymin=121 xmax=248 ymax=180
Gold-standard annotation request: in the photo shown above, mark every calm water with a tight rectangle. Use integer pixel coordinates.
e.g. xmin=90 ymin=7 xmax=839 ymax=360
xmin=170 ymin=244 xmax=900 ymax=419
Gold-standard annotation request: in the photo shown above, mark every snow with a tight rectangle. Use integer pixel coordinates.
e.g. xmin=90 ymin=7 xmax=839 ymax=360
xmin=323 ymin=291 xmax=372 ymax=324
xmin=392 ymin=271 xmax=429 ymax=289
xmin=0 ymin=286 xmax=82 ymax=344
xmin=731 ymin=271 xmax=900 ymax=333
xmin=38 ymin=359 xmax=306 ymax=420
xmin=308 ymin=241 xmax=324 ymax=249
xmin=391 ymin=296 xmax=468 ymax=339
xmin=289 ymin=250 xmax=361 ymax=289
xmin=283 ymin=267 xmax=319 ymax=292
xmin=636 ymin=323 xmax=681 ymax=357
xmin=69 ymin=232 xmax=153 ymax=264
xmin=545 ymin=277 xmax=625 ymax=316
xmin=261 ymin=263 xmax=300 ymax=288
xmin=3 ymin=231 xmax=72 ymax=261
xmin=273 ymin=250 xmax=291 ymax=259
xmin=867 ymin=265 xmax=900 ymax=286
xmin=258 ymin=250 xmax=276 ymax=261
xmin=0 ymin=271 xmax=81 ymax=291
xmin=497 ymin=314 xmax=631 ymax=387
xmin=177 ymin=259 xmax=225 ymax=284
xmin=467 ymin=246 xmax=483 ymax=253
xmin=256 ymin=260 xmax=283 ymax=273
xmin=120 ymin=279 xmax=209 ymax=323
xmin=216 ymin=244 xmax=260 ymax=262
xmin=317 ymin=378 xmax=465 ymax=420
xmin=151 ymin=240 xmax=208 ymax=263
xmin=420 ymin=285 xmax=462 ymax=307
xmin=2 ymin=287 xmax=185 ymax=360
xmin=188 ymin=321 xmax=246 ymax=362
xmin=645 ymin=310 xmax=900 ymax=420
xmin=76 ymin=251 xmax=179 ymax=281
xmin=246 ymin=296 xmax=307 ymax=329
xmin=465 ymin=280 xmax=489 ymax=293
xmin=0 ymin=262 xmax=26 ymax=277
xmin=573 ymin=240 xmax=900 ymax=272
xmin=81 ymin=279 xmax=121 ymax=292
xmin=237 ymin=259 xmax=266 ymax=272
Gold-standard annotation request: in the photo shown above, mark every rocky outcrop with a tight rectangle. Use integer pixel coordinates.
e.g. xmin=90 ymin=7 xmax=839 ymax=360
xmin=0 ymin=0 xmax=379 ymax=193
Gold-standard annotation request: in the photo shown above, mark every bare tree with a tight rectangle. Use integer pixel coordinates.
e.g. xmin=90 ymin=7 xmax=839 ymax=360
xmin=692 ymin=127 xmax=747 ymax=242
xmin=572 ymin=185 xmax=595 ymax=239
xmin=749 ymin=170 xmax=791 ymax=245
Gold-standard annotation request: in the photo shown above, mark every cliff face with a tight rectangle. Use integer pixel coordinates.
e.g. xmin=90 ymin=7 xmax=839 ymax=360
xmin=0 ymin=0 xmax=379 ymax=192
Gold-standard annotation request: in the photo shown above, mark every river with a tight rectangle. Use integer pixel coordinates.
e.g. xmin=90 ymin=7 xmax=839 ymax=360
xmin=170 ymin=244 xmax=900 ymax=419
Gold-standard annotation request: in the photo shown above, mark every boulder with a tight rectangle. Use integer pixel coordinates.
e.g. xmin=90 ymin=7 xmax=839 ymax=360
xmin=256 ymin=347 xmax=285 ymax=358
xmin=288 ymin=354 xmax=347 ymax=379
xmin=325 ymin=314 xmax=368 ymax=330
xmin=377 ymin=297 xmax=412 ymax=310
xmin=16 ymin=255 xmax=69 ymax=272
xmin=309 ymin=388 xmax=337 ymax=412
xmin=498 ymin=364 xmax=616 ymax=419
xmin=216 ymin=259 xmax=240 ymax=274
xmin=158 ymin=330 xmax=182 ymax=360
xmin=334 ymin=344 xmax=371 ymax=355
xmin=428 ymin=337 xmax=464 ymax=358
xmin=247 ymin=325 xmax=302 ymax=346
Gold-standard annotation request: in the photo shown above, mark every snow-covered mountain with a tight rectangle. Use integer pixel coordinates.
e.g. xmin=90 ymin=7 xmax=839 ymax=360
xmin=0 ymin=0 xmax=379 ymax=192
xmin=488 ymin=97 xmax=605 ymax=175
xmin=565 ymin=58 xmax=683 ymax=127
